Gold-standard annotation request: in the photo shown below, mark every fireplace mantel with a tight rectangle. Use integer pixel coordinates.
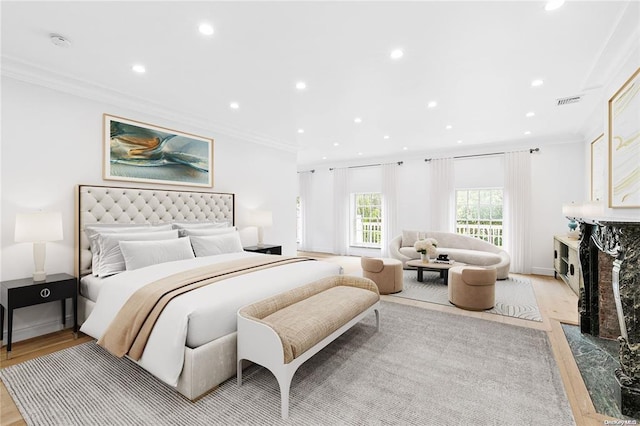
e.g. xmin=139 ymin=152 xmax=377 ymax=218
xmin=576 ymin=218 xmax=640 ymax=417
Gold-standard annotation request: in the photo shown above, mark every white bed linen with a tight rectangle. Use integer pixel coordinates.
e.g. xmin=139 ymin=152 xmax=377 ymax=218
xmin=80 ymin=252 xmax=342 ymax=387
xmin=79 ymin=274 xmax=104 ymax=302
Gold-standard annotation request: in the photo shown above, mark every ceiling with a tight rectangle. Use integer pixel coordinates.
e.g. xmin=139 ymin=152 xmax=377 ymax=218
xmin=2 ymin=1 xmax=638 ymax=167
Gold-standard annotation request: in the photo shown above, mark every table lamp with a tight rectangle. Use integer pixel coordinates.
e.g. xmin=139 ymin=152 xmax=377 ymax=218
xmin=251 ymin=210 xmax=272 ymax=247
xmin=15 ymin=211 xmax=63 ymax=281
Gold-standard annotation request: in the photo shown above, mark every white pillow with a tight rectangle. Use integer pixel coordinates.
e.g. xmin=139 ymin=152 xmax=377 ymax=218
xmin=95 ymin=229 xmax=179 ymax=277
xmin=86 ymin=224 xmax=173 ymax=275
xmin=119 ymin=237 xmax=195 ymax=271
xmin=190 ymin=232 xmax=244 ymax=257
xmin=182 ymin=227 xmax=236 ymax=237
xmin=172 ymin=221 xmax=230 ymax=229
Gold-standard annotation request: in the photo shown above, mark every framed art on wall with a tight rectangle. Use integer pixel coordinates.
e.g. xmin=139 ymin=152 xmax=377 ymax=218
xmin=103 ymin=114 xmax=214 ymax=188
xmin=608 ymin=67 xmax=640 ymax=208
xmin=590 ymin=134 xmax=605 ymax=202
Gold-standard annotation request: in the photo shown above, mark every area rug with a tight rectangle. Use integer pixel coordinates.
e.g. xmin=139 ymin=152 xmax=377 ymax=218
xmin=1 ymin=301 xmax=573 ymax=425
xmin=391 ymin=270 xmax=543 ymax=322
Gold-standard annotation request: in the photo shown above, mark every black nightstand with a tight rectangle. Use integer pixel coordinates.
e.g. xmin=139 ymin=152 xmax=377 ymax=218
xmin=244 ymin=244 xmax=282 ymax=255
xmin=0 ymin=273 xmax=77 ymax=358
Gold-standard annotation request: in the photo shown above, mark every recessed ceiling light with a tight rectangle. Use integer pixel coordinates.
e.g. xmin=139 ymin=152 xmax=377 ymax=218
xmin=531 ymin=79 xmax=544 ymax=87
xmin=296 ymin=81 xmax=307 ymax=90
xmin=390 ymin=49 xmax=404 ymax=60
xmin=50 ymin=34 xmax=71 ymax=48
xmin=230 ymin=102 xmax=239 ymax=109
xmin=322 ymin=156 xmax=327 ymax=160
xmin=445 ymin=125 xmax=452 ymax=130
xmin=132 ymin=64 xmax=146 ymax=74
xmin=383 ymin=135 xmax=390 ymax=139
xmin=333 ymin=142 xmax=340 ymax=146
xmin=354 ymin=117 xmax=362 ymax=124
xmin=403 ymin=147 xmax=408 ymax=151
xmin=457 ymin=140 xmax=463 ymax=144
xmin=545 ymin=0 xmax=565 ymax=11
xmin=526 ymin=111 xmax=535 ymax=117
xmin=427 ymin=101 xmax=437 ymax=108
xmin=524 ymin=131 xmax=532 ymax=135
xmin=198 ymin=23 xmax=214 ymax=36
xmin=358 ymin=152 xmax=363 ymax=156
xmin=297 ymin=129 xmax=304 ymax=134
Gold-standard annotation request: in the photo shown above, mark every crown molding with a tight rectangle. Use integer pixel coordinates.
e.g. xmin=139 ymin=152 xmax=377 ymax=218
xmin=1 ymin=55 xmax=298 ymax=153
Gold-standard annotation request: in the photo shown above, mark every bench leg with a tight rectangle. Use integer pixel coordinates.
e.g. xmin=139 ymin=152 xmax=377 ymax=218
xmin=237 ymin=359 xmax=243 ymax=386
xmin=276 ymin=371 xmax=295 ymax=420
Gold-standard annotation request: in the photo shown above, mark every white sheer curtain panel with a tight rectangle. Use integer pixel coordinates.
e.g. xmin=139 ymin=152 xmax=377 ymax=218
xmin=332 ymin=168 xmax=350 ymax=255
xmin=428 ymin=158 xmax=455 ymax=232
xmin=504 ymin=151 xmax=532 ymax=274
xmin=381 ymin=163 xmax=398 ymax=257
xmin=298 ymin=172 xmax=312 ymax=251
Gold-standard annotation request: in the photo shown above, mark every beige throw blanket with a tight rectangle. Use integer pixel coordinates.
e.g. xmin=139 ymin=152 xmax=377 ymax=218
xmin=98 ymin=256 xmax=312 ymax=360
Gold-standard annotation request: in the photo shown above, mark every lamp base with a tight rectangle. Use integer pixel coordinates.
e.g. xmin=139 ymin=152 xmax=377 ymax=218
xmin=33 ymin=271 xmax=46 ymax=282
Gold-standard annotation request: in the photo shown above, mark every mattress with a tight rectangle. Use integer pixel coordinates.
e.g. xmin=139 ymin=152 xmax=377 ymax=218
xmin=79 ymin=274 xmax=104 ymax=302
xmin=80 ymin=251 xmax=343 ymax=386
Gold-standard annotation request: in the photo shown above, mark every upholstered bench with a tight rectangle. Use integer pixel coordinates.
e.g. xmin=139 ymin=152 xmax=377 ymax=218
xmin=237 ymin=275 xmax=381 ymax=419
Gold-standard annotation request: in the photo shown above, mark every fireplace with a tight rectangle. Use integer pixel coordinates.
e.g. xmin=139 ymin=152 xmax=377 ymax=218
xmin=578 ymin=220 xmax=640 ymax=417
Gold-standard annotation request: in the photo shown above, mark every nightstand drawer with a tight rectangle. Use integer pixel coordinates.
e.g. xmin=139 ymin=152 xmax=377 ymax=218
xmin=8 ymin=279 xmax=76 ymax=309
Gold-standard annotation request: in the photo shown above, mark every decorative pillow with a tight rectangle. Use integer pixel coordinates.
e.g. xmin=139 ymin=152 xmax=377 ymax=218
xmin=120 ymin=237 xmax=195 ymax=271
xmin=402 ymin=230 xmax=421 ymax=248
xmin=95 ymin=229 xmax=179 ymax=277
xmin=190 ymin=232 xmax=244 ymax=257
xmin=86 ymin=224 xmax=173 ymax=276
xmin=182 ymin=227 xmax=236 ymax=237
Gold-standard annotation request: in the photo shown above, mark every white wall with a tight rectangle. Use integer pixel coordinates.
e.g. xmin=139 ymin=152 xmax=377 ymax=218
xmin=1 ymin=76 xmax=297 ymax=342
xmin=582 ymin=41 xmax=640 ymax=219
xmin=299 ymin=139 xmax=584 ymax=276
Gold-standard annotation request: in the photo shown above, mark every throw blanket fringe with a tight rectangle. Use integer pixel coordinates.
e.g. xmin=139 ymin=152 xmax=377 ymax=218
xmin=98 ymin=256 xmax=313 ymax=360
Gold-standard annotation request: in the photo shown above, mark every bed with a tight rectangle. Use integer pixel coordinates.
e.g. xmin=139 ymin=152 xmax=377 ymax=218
xmin=75 ymin=185 xmax=342 ymax=400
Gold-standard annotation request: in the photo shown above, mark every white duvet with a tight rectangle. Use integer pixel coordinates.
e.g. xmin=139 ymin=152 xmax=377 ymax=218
xmin=80 ymin=252 xmax=342 ymax=387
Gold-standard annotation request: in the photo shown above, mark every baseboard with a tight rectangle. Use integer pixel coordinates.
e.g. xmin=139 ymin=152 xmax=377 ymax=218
xmin=1 ymin=313 xmax=75 ymax=346
xmin=531 ymin=267 xmax=555 ymax=277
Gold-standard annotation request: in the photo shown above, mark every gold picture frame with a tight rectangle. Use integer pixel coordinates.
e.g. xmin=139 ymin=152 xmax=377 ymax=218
xmin=608 ymin=68 xmax=640 ymax=208
xmin=590 ymin=134 xmax=605 ymax=202
xmin=103 ymin=114 xmax=214 ymax=188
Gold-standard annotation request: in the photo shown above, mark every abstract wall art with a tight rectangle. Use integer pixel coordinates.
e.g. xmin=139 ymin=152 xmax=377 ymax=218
xmin=103 ymin=115 xmax=213 ymax=187
xmin=609 ymin=68 xmax=640 ymax=208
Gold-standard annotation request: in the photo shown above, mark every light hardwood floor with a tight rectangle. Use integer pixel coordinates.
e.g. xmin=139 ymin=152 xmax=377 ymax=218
xmin=0 ymin=253 xmax=618 ymax=425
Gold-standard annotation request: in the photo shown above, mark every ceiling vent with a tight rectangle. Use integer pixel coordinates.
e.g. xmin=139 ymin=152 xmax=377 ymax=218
xmin=556 ymin=95 xmax=583 ymax=106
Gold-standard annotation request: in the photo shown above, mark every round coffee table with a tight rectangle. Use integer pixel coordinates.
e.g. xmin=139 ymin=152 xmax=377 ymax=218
xmin=405 ymin=259 xmax=465 ymax=285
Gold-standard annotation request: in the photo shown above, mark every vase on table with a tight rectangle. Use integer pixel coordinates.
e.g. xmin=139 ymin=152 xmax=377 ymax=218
xmin=420 ymin=252 xmax=429 ymax=263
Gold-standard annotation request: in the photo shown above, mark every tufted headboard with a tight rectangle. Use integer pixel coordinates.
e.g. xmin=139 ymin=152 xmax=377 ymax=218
xmin=76 ymin=184 xmax=235 ymax=277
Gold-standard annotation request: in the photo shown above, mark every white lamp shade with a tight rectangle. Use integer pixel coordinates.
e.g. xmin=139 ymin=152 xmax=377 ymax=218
xmin=15 ymin=212 xmax=63 ymax=243
xmin=251 ymin=210 xmax=273 ymax=228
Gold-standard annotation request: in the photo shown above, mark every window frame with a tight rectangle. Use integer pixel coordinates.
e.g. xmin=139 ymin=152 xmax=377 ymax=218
xmin=455 ymin=187 xmax=503 ymax=247
xmin=350 ymin=192 xmax=383 ymax=249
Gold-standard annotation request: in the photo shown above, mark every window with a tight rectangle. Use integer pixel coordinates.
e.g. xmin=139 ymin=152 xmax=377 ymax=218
xmin=351 ymin=192 xmax=382 ymax=248
xmin=456 ymin=188 xmax=503 ymax=246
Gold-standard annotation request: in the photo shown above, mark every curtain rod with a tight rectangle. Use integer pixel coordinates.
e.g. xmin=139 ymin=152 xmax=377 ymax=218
xmin=424 ymin=147 xmax=540 ymax=162
xmin=329 ymin=161 xmax=403 ymax=171
xmin=297 ymin=169 xmax=316 ymax=174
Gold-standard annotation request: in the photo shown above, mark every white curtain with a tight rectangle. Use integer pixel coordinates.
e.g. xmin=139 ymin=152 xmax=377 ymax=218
xmin=381 ymin=163 xmax=398 ymax=257
xmin=428 ymin=158 xmax=455 ymax=232
xmin=504 ymin=151 xmax=532 ymax=274
xmin=332 ymin=168 xmax=350 ymax=255
xmin=298 ymin=172 xmax=312 ymax=251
